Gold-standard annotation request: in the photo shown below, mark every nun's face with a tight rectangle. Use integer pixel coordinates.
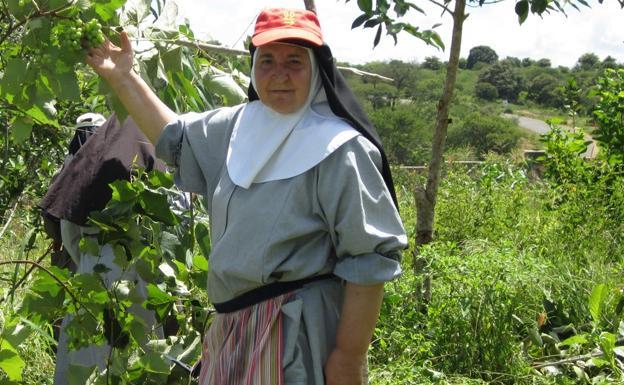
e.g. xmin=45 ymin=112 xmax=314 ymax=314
xmin=254 ymin=43 xmax=312 ymax=114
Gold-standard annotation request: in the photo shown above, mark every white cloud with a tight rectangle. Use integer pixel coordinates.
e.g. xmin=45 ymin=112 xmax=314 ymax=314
xmin=175 ymin=0 xmax=624 ymax=67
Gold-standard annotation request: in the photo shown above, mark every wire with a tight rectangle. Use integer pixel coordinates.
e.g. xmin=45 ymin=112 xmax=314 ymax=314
xmin=229 ymin=8 xmax=261 ymax=49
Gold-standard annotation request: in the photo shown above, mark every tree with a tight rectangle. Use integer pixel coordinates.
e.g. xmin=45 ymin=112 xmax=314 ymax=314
xmin=602 ymin=55 xmax=619 ymax=69
xmin=575 ymin=52 xmax=600 ymax=71
xmin=387 ymin=59 xmax=417 ymax=96
xmin=447 ymin=113 xmax=522 ymax=157
xmin=536 ymin=58 xmax=551 ymax=67
xmin=466 ymin=45 xmax=498 ymax=69
xmin=474 ymin=81 xmax=498 ymax=101
xmin=422 ymin=56 xmax=443 ymax=70
xmin=502 ymin=56 xmax=522 ymax=67
xmin=527 ymin=73 xmax=563 ymax=107
xmin=478 ymin=62 xmax=525 ymax=102
xmin=522 ymin=57 xmax=534 ymax=67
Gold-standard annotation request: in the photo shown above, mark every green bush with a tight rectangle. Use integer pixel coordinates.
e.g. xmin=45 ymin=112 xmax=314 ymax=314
xmin=447 ymin=113 xmax=523 ymax=157
xmin=474 ymin=81 xmax=499 ymax=101
xmin=369 ymin=104 xmax=435 ymax=165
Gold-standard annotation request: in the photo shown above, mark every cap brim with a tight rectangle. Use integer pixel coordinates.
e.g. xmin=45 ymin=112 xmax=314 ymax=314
xmin=252 ymin=28 xmax=322 ymax=47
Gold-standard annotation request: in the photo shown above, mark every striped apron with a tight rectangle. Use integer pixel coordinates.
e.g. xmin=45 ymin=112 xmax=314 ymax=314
xmin=198 ymin=293 xmax=290 ymax=385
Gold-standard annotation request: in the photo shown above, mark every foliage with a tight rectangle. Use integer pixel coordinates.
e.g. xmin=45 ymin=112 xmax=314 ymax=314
xmin=575 ymin=52 xmax=601 ymax=71
xmin=474 ymin=81 xmax=498 ymax=101
xmin=0 ymin=0 xmax=247 ymax=143
xmin=591 ymin=68 xmax=624 ymax=164
xmin=466 ymin=45 xmax=498 ymax=69
xmin=421 ymin=56 xmax=443 ymax=70
xmin=368 ymin=104 xmax=435 ymax=164
xmin=370 ymin=160 xmax=624 ymax=384
xmin=1 ymin=170 xmax=210 ymax=384
xmin=536 ymin=58 xmax=551 ymax=68
xmin=539 ymin=123 xmax=590 ymax=185
xmin=478 ymin=62 xmax=524 ymax=102
xmin=501 ymin=56 xmax=522 ymax=67
xmin=447 ymin=113 xmax=523 ymax=157
xmin=347 ymin=0 xmax=444 ymax=49
xmin=527 ymin=73 xmax=563 ymax=107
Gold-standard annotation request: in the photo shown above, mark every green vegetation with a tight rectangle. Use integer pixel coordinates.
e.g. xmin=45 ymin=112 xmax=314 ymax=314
xmin=1 ymin=1 xmax=624 ymax=384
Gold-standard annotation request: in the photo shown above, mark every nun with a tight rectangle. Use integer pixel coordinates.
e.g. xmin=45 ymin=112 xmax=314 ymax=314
xmin=86 ymin=8 xmax=407 ymax=385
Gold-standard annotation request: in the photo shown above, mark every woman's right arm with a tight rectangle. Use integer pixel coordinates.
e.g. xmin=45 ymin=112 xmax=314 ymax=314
xmin=86 ymin=32 xmax=177 ymax=144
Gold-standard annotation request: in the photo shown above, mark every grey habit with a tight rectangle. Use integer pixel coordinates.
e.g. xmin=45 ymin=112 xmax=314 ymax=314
xmin=155 ymin=104 xmax=407 ymax=385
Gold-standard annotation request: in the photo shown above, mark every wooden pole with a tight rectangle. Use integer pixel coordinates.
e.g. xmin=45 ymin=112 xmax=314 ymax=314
xmin=303 ymin=0 xmax=317 ymax=13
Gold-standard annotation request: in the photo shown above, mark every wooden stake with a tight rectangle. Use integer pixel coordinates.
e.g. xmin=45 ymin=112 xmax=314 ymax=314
xmin=304 ymin=0 xmax=317 ymax=13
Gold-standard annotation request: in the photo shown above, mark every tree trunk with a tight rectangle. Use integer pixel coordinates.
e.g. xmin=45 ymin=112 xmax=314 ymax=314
xmin=413 ymin=0 xmax=467 ymax=303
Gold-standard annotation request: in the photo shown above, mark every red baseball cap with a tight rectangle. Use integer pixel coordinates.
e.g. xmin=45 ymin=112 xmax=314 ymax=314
xmin=252 ymin=8 xmax=323 ymax=47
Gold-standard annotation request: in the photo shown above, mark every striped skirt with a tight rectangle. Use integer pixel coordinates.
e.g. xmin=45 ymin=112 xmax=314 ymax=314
xmin=198 ymin=294 xmax=290 ymax=385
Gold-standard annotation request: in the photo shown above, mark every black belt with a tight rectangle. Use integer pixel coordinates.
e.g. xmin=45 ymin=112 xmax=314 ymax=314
xmin=213 ymin=274 xmax=336 ymax=313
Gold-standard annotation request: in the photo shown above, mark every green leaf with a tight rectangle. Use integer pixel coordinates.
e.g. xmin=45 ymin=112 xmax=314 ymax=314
xmin=80 ymin=237 xmax=101 ymax=256
xmin=357 ymin=0 xmax=373 ymax=13
xmin=363 ymin=18 xmax=382 ymax=28
xmin=589 ymin=284 xmax=607 ymax=323
xmin=515 ymin=1 xmax=529 ymax=24
xmin=93 ymin=0 xmax=127 ymax=21
xmin=194 ymin=223 xmax=211 ymax=260
xmin=55 ymin=71 xmax=81 ymax=102
xmin=351 ymin=13 xmax=369 ymax=29
xmin=145 ymin=284 xmax=174 ymax=320
xmin=1 ymin=319 xmax=32 ymax=349
xmin=147 ymin=170 xmax=174 ymax=189
xmin=110 ymin=93 xmax=129 ymax=123
xmin=161 ymin=46 xmax=183 ymax=75
xmin=155 ymin=1 xmax=179 ymax=29
xmin=10 ymin=117 xmax=33 ymax=144
xmin=139 ymin=190 xmax=178 ymax=225
xmin=25 ymin=104 xmax=59 ymax=127
xmin=68 ymin=365 xmax=98 ymax=385
xmin=110 ymin=180 xmax=139 ymax=203
xmin=6 ymin=0 xmax=34 ymax=20
xmin=560 ymin=334 xmax=588 ymax=346
xmin=373 ymin=24 xmax=382 ymax=48
xmin=140 ymin=351 xmax=171 ymax=374
xmin=123 ymin=0 xmax=151 ymax=24
xmin=0 ymin=59 xmax=27 ymax=100
xmin=530 ymin=0 xmax=548 ymax=15
xmin=203 ymin=68 xmax=247 ymax=106
xmin=0 ymin=341 xmax=25 ymax=382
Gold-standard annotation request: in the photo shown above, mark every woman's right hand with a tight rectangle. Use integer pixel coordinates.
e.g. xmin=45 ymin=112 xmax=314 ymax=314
xmin=85 ymin=31 xmax=134 ymax=86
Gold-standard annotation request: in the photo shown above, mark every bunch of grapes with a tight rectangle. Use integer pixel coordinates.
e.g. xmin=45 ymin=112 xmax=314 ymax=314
xmin=84 ymin=19 xmax=105 ymax=48
xmin=51 ymin=18 xmax=105 ymax=53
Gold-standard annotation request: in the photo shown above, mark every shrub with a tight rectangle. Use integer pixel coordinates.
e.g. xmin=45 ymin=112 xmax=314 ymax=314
xmin=474 ymin=81 xmax=499 ymax=101
xmin=447 ymin=113 xmax=523 ymax=157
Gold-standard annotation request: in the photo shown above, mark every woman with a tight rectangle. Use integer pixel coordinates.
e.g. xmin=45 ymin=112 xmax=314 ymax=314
xmin=87 ymin=8 xmax=407 ymax=385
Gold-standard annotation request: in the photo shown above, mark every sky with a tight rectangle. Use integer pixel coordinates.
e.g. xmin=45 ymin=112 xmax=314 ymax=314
xmin=175 ymin=0 xmax=624 ymax=68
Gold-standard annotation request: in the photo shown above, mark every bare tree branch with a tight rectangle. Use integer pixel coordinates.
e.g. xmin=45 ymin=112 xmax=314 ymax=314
xmin=426 ymin=0 xmax=454 ymax=16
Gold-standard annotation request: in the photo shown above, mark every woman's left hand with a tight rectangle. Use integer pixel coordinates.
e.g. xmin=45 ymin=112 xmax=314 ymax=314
xmin=324 ymin=348 xmax=366 ymax=385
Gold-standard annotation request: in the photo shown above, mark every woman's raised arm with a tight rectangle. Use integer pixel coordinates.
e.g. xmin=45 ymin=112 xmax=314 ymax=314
xmin=86 ymin=32 xmax=177 ymax=144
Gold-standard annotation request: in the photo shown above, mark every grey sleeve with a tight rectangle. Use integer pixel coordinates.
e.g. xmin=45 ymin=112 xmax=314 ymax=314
xmin=317 ymin=136 xmax=407 ymax=285
xmin=155 ymin=113 xmax=207 ymax=194
xmin=155 ymin=109 xmax=237 ymax=195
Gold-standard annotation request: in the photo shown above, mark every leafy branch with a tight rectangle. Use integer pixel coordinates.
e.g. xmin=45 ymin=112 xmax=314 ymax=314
xmin=0 ymin=243 xmax=52 ymax=303
xmin=0 ymin=259 xmax=98 ymax=321
xmin=0 ymin=0 xmax=77 ymax=46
